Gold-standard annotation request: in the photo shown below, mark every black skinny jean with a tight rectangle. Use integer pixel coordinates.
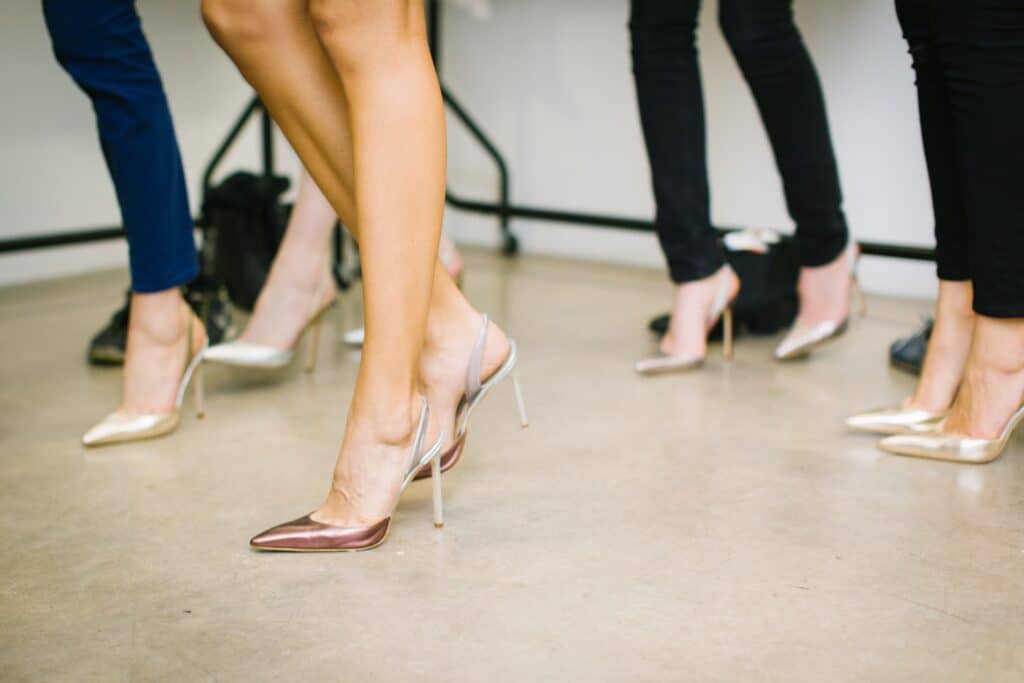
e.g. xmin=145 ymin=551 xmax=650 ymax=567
xmin=630 ymin=0 xmax=848 ymax=284
xmin=897 ymin=0 xmax=1024 ymax=318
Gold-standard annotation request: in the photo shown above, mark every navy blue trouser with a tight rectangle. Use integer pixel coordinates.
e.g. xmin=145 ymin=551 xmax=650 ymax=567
xmin=630 ymin=0 xmax=849 ymax=284
xmin=43 ymin=0 xmax=197 ymax=293
xmin=896 ymin=0 xmax=1024 ymax=318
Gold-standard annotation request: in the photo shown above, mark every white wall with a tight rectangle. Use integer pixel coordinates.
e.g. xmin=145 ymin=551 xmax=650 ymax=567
xmin=441 ymin=0 xmax=937 ymax=298
xmin=1 ymin=1 xmax=936 ymax=299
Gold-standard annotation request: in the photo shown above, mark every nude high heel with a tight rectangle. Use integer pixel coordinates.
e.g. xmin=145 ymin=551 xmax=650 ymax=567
xmin=878 ymin=403 xmax=1024 ymax=464
xmin=249 ymin=398 xmax=445 ymax=551
xmin=414 ymin=314 xmax=528 ymax=481
xmin=82 ymin=314 xmax=208 ymax=447
xmin=204 ymin=285 xmax=335 ymax=372
xmin=635 ymin=264 xmax=738 ymax=375
xmin=775 ymin=242 xmax=863 ymax=361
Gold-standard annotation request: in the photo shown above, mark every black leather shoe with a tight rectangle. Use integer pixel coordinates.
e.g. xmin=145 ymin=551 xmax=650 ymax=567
xmin=889 ymin=317 xmax=932 ymax=375
xmin=87 ymin=290 xmax=131 ymax=366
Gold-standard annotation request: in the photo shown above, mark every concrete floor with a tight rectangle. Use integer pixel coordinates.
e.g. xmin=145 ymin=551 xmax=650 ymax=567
xmin=1 ymin=249 xmax=1022 ymax=682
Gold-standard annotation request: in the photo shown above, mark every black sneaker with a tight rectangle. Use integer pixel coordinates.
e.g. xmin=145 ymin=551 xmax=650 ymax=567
xmin=86 ymin=278 xmax=234 ymax=367
xmin=183 ymin=275 xmax=234 ymax=346
xmin=87 ymin=289 xmax=131 ymax=366
xmin=890 ymin=317 xmax=933 ymax=375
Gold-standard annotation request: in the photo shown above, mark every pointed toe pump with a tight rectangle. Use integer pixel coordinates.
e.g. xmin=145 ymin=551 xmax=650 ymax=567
xmin=250 ymin=399 xmax=445 ymax=552
xmin=846 ymin=405 xmax=946 ymax=436
xmin=635 ymin=265 xmax=738 ymax=376
xmin=878 ymin=404 xmax=1024 ymax=465
xmin=204 ymin=294 xmax=334 ymax=373
xmin=82 ymin=316 xmax=208 ymax=448
xmin=775 ymin=243 xmax=865 ymax=362
xmin=414 ymin=314 xmax=528 ymax=481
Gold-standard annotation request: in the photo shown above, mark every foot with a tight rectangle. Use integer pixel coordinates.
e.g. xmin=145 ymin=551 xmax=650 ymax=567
xmin=239 ymin=261 xmax=335 ymax=351
xmin=792 ymin=246 xmax=854 ymax=330
xmin=660 ymin=265 xmax=740 ymax=359
xmin=118 ymin=291 xmax=205 ymax=417
xmin=903 ymin=280 xmax=974 ymax=414
xmin=312 ymin=397 xmax=431 ymax=527
xmin=941 ymin=315 xmax=1024 ymax=439
xmin=420 ymin=310 xmax=511 ymax=454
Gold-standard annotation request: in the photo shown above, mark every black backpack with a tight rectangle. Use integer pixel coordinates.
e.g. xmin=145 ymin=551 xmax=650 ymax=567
xmin=199 ymin=171 xmax=290 ymax=311
xmin=649 ymin=229 xmax=799 ymax=339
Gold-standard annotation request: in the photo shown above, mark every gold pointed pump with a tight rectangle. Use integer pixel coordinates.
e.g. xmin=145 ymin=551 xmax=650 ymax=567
xmin=635 ymin=264 xmax=738 ymax=376
xmin=775 ymin=243 xmax=865 ymax=361
xmin=879 ymin=404 xmax=1024 ymax=464
xmin=82 ymin=315 xmax=208 ymax=448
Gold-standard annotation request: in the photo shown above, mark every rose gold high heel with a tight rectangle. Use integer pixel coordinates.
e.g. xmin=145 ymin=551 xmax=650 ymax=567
xmin=634 ymin=264 xmax=738 ymax=375
xmin=414 ymin=314 xmax=528 ymax=481
xmin=82 ymin=314 xmax=208 ymax=447
xmin=250 ymin=398 xmax=445 ymax=552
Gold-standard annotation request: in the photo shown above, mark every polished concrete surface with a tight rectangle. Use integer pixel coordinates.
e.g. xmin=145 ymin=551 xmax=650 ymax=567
xmin=1 ymin=249 xmax=1022 ymax=682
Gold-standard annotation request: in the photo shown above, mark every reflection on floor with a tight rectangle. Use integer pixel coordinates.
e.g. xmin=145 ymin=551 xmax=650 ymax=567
xmin=1 ymin=249 xmax=1021 ymax=682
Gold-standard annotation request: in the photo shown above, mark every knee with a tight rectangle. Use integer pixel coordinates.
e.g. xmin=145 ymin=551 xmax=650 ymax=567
xmin=629 ymin=17 xmax=698 ymax=73
xmin=308 ymin=0 xmax=394 ymax=73
xmin=201 ymin=0 xmax=279 ymax=49
xmin=719 ymin=4 xmax=792 ymax=60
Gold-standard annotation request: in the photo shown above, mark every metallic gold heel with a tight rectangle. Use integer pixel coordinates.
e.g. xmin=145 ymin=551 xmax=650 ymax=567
xmin=775 ymin=242 xmax=860 ymax=361
xmin=414 ymin=314 xmax=526 ymax=481
xmin=879 ymin=403 xmax=1024 ymax=464
xmin=846 ymin=404 xmax=945 ymax=435
xmin=249 ymin=398 xmax=444 ymax=552
xmin=722 ymin=306 xmax=734 ymax=362
xmin=194 ymin=362 xmax=205 ymax=419
xmin=204 ymin=277 xmax=335 ymax=371
xmin=304 ymin=316 xmax=323 ymax=373
xmin=82 ymin=313 xmax=208 ymax=447
xmin=635 ymin=264 xmax=738 ymax=375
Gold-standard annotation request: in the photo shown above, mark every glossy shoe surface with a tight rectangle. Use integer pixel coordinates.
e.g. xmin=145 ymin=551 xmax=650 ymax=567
xmin=636 ymin=265 xmax=737 ymax=376
xmin=202 ymin=341 xmax=293 ymax=369
xmin=846 ymin=405 xmax=946 ymax=436
xmin=775 ymin=243 xmax=861 ymax=361
xmin=250 ymin=399 xmax=444 ymax=552
xmin=82 ymin=317 xmax=207 ymax=448
xmin=879 ymin=404 xmax=1024 ymax=464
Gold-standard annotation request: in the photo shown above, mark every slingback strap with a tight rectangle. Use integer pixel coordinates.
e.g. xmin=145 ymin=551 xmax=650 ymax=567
xmin=465 ymin=314 xmax=489 ymax=401
xmin=707 ymin=266 xmax=734 ymax=325
xmin=404 ymin=398 xmax=432 ymax=479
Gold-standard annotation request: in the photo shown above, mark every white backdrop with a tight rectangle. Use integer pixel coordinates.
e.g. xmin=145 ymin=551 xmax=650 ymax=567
xmin=1 ymin=0 xmax=936 ymax=298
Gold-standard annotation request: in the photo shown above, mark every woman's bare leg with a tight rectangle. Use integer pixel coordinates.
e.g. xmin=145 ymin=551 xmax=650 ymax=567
xmin=904 ymin=280 xmax=974 ymax=413
xmin=203 ymin=0 xmax=508 ymax=523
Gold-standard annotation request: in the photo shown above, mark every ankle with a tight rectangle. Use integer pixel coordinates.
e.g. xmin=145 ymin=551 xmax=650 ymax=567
xmin=129 ymin=291 xmax=189 ymax=346
xmin=347 ymin=394 xmax=420 ymax=448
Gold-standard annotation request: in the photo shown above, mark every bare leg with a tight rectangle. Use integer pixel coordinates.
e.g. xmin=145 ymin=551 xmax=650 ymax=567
xmin=240 ymin=170 xmax=337 ymax=350
xmin=661 ymin=267 xmax=740 ymax=359
xmin=204 ymin=0 xmax=506 ymax=524
xmin=792 ymin=251 xmax=853 ymax=329
xmin=904 ymin=280 xmax=974 ymax=413
xmin=943 ymin=316 xmax=1024 ymax=438
xmin=119 ymin=290 xmax=204 ymax=415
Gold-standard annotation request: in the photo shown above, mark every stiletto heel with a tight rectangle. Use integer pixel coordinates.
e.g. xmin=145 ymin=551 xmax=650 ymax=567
xmin=194 ymin=362 xmax=205 ymax=419
xmin=852 ymin=275 xmax=867 ymax=318
xmin=635 ymin=265 xmax=738 ymax=375
xmin=511 ymin=371 xmax=529 ymax=428
xmin=431 ymin=456 xmax=443 ymax=528
xmin=82 ymin=313 xmax=209 ymax=447
xmin=775 ymin=242 xmax=860 ymax=361
xmin=249 ymin=398 xmax=445 ymax=552
xmin=722 ymin=306 xmax=734 ymax=361
xmin=304 ymin=317 xmax=322 ymax=373
xmin=414 ymin=314 xmax=525 ymax=480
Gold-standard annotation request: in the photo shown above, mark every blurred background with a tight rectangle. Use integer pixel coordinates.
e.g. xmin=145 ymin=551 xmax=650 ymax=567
xmin=1 ymin=0 xmax=934 ymax=296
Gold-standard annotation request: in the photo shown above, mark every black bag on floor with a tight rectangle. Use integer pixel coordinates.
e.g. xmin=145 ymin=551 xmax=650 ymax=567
xmin=199 ymin=171 xmax=290 ymax=311
xmin=649 ymin=229 xmax=799 ymax=339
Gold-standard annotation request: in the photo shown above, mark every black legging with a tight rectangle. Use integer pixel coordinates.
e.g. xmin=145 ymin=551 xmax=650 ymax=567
xmin=896 ymin=0 xmax=1024 ymax=318
xmin=629 ymin=0 xmax=848 ymax=284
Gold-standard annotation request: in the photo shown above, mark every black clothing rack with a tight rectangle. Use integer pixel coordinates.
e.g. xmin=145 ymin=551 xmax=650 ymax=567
xmin=1 ymin=0 xmax=934 ymax=265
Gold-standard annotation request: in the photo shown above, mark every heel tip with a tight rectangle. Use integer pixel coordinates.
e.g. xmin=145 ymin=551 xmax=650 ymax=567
xmin=434 ymin=523 xmax=444 ymax=529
